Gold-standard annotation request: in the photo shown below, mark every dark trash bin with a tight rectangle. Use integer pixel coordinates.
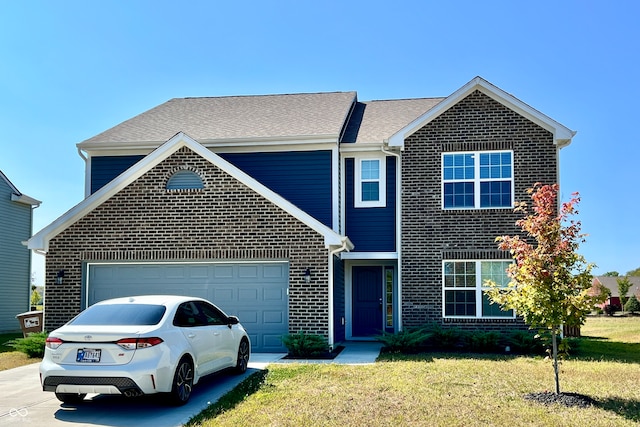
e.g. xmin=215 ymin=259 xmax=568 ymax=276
xmin=16 ymin=311 xmax=43 ymax=337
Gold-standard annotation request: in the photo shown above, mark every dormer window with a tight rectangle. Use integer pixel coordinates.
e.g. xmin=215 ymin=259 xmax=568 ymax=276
xmin=355 ymin=155 xmax=386 ymax=208
xmin=166 ymin=170 xmax=204 ymax=190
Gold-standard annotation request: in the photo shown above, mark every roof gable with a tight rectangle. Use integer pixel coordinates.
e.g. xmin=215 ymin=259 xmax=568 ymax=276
xmin=0 ymin=170 xmax=41 ymax=207
xmin=29 ymin=132 xmax=352 ymax=252
xmin=387 ymin=76 xmax=576 ymax=149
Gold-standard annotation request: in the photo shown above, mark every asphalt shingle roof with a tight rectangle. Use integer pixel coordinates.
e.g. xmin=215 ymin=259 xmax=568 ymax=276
xmin=342 ymin=98 xmax=444 ymax=143
xmin=79 ymin=91 xmax=358 ymax=146
xmin=593 ymin=276 xmax=640 ymax=298
xmin=78 ymin=91 xmax=447 ymax=148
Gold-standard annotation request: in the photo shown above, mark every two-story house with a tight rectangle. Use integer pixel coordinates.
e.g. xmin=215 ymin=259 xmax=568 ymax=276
xmin=28 ymin=77 xmax=574 ymax=351
xmin=1 ymin=171 xmax=41 ymax=332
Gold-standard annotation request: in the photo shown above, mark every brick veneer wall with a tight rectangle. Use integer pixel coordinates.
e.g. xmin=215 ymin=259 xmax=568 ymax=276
xmin=401 ymin=90 xmax=558 ymax=330
xmin=44 ymin=147 xmax=331 ymax=336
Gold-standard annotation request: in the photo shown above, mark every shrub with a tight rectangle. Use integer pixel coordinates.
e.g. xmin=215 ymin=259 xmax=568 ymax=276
xmin=604 ymin=304 xmax=620 ymax=316
xmin=427 ymin=324 xmax=464 ymax=350
xmin=376 ymin=328 xmax=431 ymax=353
xmin=5 ymin=331 xmax=48 ymax=358
xmin=463 ymin=331 xmax=502 ymax=353
xmin=281 ymin=331 xmax=329 ymax=357
xmin=624 ymin=296 xmax=640 ymax=314
xmin=504 ymin=330 xmax=545 ymax=355
xmin=378 ymin=325 xmax=547 ymax=355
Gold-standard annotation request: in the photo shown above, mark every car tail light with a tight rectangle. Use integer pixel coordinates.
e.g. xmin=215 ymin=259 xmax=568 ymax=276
xmin=46 ymin=337 xmax=63 ymax=350
xmin=116 ymin=337 xmax=164 ymax=350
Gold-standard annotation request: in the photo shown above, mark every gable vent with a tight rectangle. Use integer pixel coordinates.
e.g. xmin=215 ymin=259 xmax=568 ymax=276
xmin=166 ymin=170 xmax=204 ymax=190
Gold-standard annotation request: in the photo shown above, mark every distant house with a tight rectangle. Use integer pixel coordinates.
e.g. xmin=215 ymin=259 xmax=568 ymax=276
xmin=29 ymin=77 xmax=575 ymax=351
xmin=0 ymin=171 xmax=41 ymax=332
xmin=592 ymin=276 xmax=640 ymax=309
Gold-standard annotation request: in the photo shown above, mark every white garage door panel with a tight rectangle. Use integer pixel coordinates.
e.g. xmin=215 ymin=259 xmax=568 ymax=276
xmin=87 ymin=262 xmax=289 ymax=352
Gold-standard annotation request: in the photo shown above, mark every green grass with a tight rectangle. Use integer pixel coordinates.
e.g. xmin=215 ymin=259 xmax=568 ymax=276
xmin=569 ymin=316 xmax=640 ymax=363
xmin=186 ymin=316 xmax=640 ymax=427
xmin=0 ymin=333 xmax=34 ymax=371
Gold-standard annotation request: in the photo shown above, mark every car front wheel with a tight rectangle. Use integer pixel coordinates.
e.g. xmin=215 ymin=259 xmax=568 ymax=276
xmin=168 ymin=357 xmax=194 ymax=405
xmin=235 ymin=338 xmax=250 ymax=374
xmin=55 ymin=392 xmax=87 ymax=404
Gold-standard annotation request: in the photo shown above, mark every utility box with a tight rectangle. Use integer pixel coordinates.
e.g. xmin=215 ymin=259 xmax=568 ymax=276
xmin=16 ymin=311 xmax=43 ymax=337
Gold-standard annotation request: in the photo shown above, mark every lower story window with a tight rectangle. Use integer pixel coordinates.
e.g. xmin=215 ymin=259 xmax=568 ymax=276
xmin=443 ymin=260 xmax=514 ymax=318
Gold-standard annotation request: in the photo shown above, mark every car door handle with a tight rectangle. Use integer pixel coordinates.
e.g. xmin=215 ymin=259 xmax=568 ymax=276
xmin=212 ymin=332 xmax=220 ymax=336
xmin=188 ymin=333 xmax=196 ymax=339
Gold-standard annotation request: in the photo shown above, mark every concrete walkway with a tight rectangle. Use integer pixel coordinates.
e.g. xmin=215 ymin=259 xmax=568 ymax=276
xmin=250 ymin=341 xmax=383 ymax=367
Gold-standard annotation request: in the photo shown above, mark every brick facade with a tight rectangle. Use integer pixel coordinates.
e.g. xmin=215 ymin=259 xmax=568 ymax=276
xmin=44 ymin=146 xmax=332 ymax=336
xmin=401 ymin=90 xmax=557 ymax=330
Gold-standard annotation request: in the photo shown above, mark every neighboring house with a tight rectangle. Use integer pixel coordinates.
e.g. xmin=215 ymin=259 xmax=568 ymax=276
xmin=28 ymin=77 xmax=575 ymax=352
xmin=0 ymin=171 xmax=41 ymax=333
xmin=591 ymin=276 xmax=640 ymax=309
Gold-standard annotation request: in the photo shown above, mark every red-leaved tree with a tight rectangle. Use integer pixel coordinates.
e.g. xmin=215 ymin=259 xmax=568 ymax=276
xmin=485 ymin=183 xmax=605 ymax=395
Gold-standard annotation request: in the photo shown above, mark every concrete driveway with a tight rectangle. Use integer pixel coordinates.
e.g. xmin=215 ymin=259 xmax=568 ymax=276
xmin=0 ymin=356 xmax=280 ymax=427
xmin=0 ymin=343 xmax=381 ymax=426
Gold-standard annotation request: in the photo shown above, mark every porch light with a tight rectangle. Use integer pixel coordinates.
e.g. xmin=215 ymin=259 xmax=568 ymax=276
xmin=304 ymin=268 xmax=311 ymax=284
xmin=55 ymin=270 xmax=65 ymax=285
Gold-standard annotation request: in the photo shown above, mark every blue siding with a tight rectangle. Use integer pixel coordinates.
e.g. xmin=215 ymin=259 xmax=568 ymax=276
xmin=220 ymin=151 xmax=333 ymax=227
xmin=91 ymin=155 xmax=144 ymax=194
xmin=345 ymin=157 xmax=396 ymax=252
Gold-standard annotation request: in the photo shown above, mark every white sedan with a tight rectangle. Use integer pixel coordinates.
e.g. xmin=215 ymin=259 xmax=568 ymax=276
xmin=40 ymin=295 xmax=251 ymax=405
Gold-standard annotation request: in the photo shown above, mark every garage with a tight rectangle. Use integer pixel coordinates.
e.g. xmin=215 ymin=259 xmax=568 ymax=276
xmin=85 ymin=261 xmax=289 ymax=352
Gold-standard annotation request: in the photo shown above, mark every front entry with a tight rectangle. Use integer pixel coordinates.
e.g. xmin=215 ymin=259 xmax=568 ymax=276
xmin=352 ymin=265 xmax=383 ymax=337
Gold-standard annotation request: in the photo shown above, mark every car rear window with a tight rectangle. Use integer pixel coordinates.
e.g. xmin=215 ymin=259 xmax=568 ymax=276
xmin=69 ymin=304 xmax=167 ymax=326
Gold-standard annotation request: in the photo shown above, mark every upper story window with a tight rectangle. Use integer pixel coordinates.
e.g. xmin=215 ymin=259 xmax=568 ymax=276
xmin=442 ymin=151 xmax=513 ymax=209
xmin=355 ymin=156 xmax=386 ymax=208
xmin=166 ymin=170 xmax=204 ymax=190
xmin=443 ymin=260 xmax=514 ymax=319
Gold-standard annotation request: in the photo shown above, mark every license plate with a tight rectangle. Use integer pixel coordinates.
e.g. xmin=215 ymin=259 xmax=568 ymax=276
xmin=77 ymin=348 xmax=101 ymax=363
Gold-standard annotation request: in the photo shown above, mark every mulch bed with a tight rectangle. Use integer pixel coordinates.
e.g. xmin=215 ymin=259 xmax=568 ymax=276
xmin=282 ymin=345 xmax=345 ymax=360
xmin=524 ymin=391 xmax=597 ymax=408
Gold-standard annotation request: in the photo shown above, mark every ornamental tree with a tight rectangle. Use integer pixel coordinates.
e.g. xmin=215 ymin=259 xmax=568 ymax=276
xmin=485 ymin=183 xmax=605 ymax=395
xmin=617 ymin=277 xmax=632 ymax=314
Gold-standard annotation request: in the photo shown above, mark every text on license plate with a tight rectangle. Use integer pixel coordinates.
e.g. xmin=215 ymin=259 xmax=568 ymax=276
xmin=77 ymin=348 xmax=101 ymax=363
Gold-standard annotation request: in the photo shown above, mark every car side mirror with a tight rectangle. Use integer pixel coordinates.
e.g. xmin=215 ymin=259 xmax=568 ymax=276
xmin=227 ymin=315 xmax=240 ymax=325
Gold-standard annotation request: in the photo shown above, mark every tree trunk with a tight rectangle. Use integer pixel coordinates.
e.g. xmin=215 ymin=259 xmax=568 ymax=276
xmin=552 ymin=328 xmax=560 ymax=395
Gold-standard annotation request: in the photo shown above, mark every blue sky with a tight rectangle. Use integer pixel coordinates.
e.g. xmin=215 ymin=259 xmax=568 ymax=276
xmin=1 ymin=1 xmax=638 ymax=285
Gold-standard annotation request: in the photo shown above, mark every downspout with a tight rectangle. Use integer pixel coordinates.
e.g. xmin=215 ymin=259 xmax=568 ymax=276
xmin=328 ymin=238 xmax=350 ymax=349
xmin=381 ymin=145 xmax=402 ymax=331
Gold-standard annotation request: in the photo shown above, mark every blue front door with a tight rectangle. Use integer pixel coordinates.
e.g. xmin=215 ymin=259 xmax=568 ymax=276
xmin=352 ymin=266 xmax=383 ymax=337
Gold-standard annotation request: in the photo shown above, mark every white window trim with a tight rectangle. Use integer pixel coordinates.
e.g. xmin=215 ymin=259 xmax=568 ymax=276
xmin=441 ymin=150 xmax=514 ymax=210
xmin=442 ymin=260 xmax=515 ymax=319
xmin=354 ymin=155 xmax=386 ymax=208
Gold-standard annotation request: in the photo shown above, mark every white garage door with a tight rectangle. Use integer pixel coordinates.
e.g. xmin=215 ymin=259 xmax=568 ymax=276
xmin=86 ymin=262 xmax=289 ymax=352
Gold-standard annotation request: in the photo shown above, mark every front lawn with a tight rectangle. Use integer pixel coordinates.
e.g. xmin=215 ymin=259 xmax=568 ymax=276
xmin=0 ymin=332 xmax=34 ymax=371
xmin=187 ymin=316 xmax=640 ymax=427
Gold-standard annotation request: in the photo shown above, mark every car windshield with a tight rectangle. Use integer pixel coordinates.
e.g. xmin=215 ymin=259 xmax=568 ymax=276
xmin=69 ymin=304 xmax=167 ymax=326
